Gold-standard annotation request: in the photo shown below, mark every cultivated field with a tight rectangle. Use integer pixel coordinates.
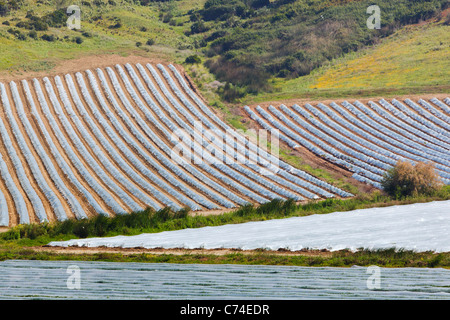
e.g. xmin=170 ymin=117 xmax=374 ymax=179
xmin=49 ymin=200 xmax=450 ymax=253
xmin=0 ymin=62 xmax=352 ymax=227
xmin=245 ymin=97 xmax=450 ymax=189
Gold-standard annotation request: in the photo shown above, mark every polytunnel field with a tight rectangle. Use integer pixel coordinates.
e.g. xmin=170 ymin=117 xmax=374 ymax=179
xmin=245 ymin=97 xmax=450 ymax=190
xmin=0 ymin=63 xmax=353 ymax=227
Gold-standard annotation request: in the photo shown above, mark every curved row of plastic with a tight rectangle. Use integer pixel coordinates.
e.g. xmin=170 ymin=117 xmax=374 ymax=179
xmin=368 ymin=100 xmax=450 ymax=154
xmin=0 ymin=63 xmax=354 ymax=226
xmin=245 ymin=99 xmax=450 ymax=189
xmin=167 ymin=64 xmax=352 ymax=198
xmin=333 ymin=101 xmax=450 ymax=180
xmin=342 ymin=102 xmax=450 ymax=171
xmin=137 ymin=65 xmax=313 ymax=200
xmin=156 ymin=64 xmax=340 ymax=199
xmin=114 ymin=65 xmax=227 ymax=209
xmin=418 ymin=99 xmax=450 ymax=124
xmin=286 ymin=104 xmax=396 ymax=167
xmin=54 ymin=77 xmax=183 ymax=211
xmin=107 ymin=66 xmax=277 ymax=203
xmin=430 ymin=98 xmax=450 ymax=115
xmin=125 ymin=64 xmax=260 ymax=206
xmin=322 ymin=102 xmax=450 ymax=181
xmin=349 ymin=101 xmax=450 ymax=161
xmin=404 ymin=99 xmax=450 ymax=132
xmin=250 ymin=105 xmax=384 ymax=185
xmin=391 ymin=99 xmax=450 ymax=140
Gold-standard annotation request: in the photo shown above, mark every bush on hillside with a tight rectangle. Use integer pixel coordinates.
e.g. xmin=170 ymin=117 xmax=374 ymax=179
xmin=0 ymin=1 xmax=9 ymax=17
xmin=381 ymin=160 xmax=443 ymax=198
xmin=185 ymin=54 xmax=201 ymax=64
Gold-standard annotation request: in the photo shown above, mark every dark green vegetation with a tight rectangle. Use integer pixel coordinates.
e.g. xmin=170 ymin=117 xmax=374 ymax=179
xmin=189 ymin=0 xmax=449 ymax=100
xmin=1 ymin=0 xmax=448 ymax=103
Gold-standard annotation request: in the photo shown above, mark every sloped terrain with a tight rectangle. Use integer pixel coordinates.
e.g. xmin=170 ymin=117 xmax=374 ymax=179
xmin=0 ymin=62 xmax=351 ymax=227
xmin=245 ymin=97 xmax=450 ymax=188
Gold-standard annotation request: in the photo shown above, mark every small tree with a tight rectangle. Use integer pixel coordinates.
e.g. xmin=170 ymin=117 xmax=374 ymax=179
xmin=381 ymin=160 xmax=443 ymax=198
xmin=185 ymin=54 xmax=201 ymax=64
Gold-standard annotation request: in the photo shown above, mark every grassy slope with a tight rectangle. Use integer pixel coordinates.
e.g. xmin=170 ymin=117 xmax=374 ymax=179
xmin=250 ymin=21 xmax=450 ymax=103
xmin=0 ymin=0 xmax=204 ymax=75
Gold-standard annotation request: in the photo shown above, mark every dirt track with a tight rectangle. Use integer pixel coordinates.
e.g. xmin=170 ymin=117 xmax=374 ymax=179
xmin=33 ymin=245 xmax=334 ymax=257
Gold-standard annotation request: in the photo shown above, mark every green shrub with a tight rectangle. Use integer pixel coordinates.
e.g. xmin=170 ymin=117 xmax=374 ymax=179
xmin=0 ymin=1 xmax=10 ymax=17
xmin=146 ymin=38 xmax=155 ymax=45
xmin=41 ymin=34 xmax=56 ymax=41
xmin=185 ymin=54 xmax=201 ymax=64
xmin=74 ymin=36 xmax=83 ymax=44
xmin=28 ymin=30 xmax=38 ymax=39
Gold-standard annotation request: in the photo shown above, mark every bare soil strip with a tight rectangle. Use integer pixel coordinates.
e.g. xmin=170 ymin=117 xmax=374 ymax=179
xmin=33 ymin=245 xmax=335 ymax=258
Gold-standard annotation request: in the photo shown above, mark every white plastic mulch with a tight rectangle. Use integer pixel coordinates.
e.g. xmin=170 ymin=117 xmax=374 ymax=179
xmin=48 ymin=200 xmax=450 ymax=252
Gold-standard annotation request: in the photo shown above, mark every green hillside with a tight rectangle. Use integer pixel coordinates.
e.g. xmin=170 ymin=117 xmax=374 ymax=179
xmin=0 ymin=0 xmax=448 ymax=104
xmin=251 ymin=20 xmax=450 ymax=103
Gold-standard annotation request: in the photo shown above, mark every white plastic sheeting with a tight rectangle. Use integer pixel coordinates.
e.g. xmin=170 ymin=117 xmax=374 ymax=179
xmin=150 ymin=65 xmax=307 ymax=201
xmin=31 ymin=79 xmax=106 ymax=219
xmin=77 ymin=73 xmax=242 ymax=209
xmin=271 ymin=105 xmax=390 ymax=172
xmin=104 ymin=67 xmax=221 ymax=210
xmin=114 ymin=65 xmax=224 ymax=209
xmin=404 ymin=99 xmax=450 ymax=132
xmin=418 ymin=99 xmax=450 ymax=124
xmin=167 ymin=64 xmax=352 ymax=198
xmin=368 ymin=100 xmax=450 ymax=154
xmin=87 ymin=69 xmax=260 ymax=206
xmin=323 ymin=102 xmax=450 ymax=183
xmin=22 ymin=80 xmax=84 ymax=221
xmin=127 ymin=64 xmax=244 ymax=207
xmin=352 ymin=100 xmax=450 ymax=160
xmin=10 ymin=82 xmax=70 ymax=222
xmin=0 ymin=101 xmax=28 ymax=224
xmin=54 ymin=76 xmax=167 ymax=212
xmin=341 ymin=101 xmax=450 ymax=171
xmin=1 ymin=83 xmax=44 ymax=224
xmin=430 ymin=98 xmax=450 ymax=115
xmin=103 ymin=67 xmax=272 ymax=204
xmin=128 ymin=65 xmax=309 ymax=201
xmin=49 ymin=200 xmax=450 ymax=253
xmin=43 ymin=77 xmax=149 ymax=213
xmin=0 ymin=184 xmax=7 ymax=226
xmin=391 ymin=99 xmax=450 ymax=139
xmin=251 ymin=105 xmax=383 ymax=186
